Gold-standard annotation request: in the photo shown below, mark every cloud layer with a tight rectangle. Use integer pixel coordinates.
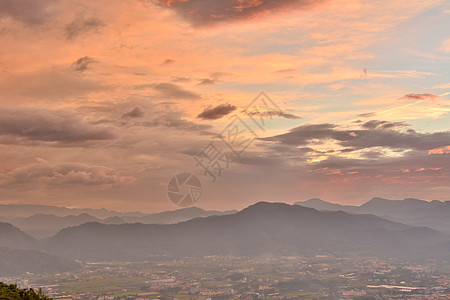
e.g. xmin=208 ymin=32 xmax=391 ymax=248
xmin=157 ymin=0 xmax=327 ymax=25
xmin=262 ymin=121 xmax=450 ymax=152
xmin=0 ymin=162 xmax=135 ymax=187
xmin=0 ymin=0 xmax=56 ymax=24
xmin=0 ymin=107 xmax=117 ymax=144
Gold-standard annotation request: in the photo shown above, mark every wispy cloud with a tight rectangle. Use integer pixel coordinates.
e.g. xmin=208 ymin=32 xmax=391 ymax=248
xmin=134 ymin=83 xmax=202 ymax=100
xmin=65 ymin=15 xmax=105 ymax=40
xmin=197 ymin=103 xmax=237 ymax=120
xmin=400 ymin=93 xmax=439 ymax=101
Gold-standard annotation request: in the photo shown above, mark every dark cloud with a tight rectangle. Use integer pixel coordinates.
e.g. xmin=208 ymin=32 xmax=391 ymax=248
xmin=0 ymin=0 xmax=56 ymax=25
xmin=65 ymin=15 xmax=105 ymax=40
xmin=360 ymin=120 xmax=408 ymax=130
xmin=400 ymin=93 xmax=439 ymax=100
xmin=71 ymin=56 xmax=95 ymax=72
xmin=262 ymin=122 xmax=450 ymax=151
xmin=163 ymin=59 xmax=176 ymax=64
xmin=146 ymin=83 xmax=202 ymax=100
xmin=143 ymin=115 xmax=212 ymax=131
xmin=0 ymin=162 xmax=135 ymax=187
xmin=156 ymin=0 xmax=327 ymax=26
xmin=122 ymin=106 xmax=145 ymax=118
xmin=263 ymin=123 xmax=338 ymax=146
xmin=197 ymin=103 xmax=237 ymax=120
xmin=246 ymin=110 xmax=302 ymax=120
xmin=0 ymin=106 xmax=117 ymax=144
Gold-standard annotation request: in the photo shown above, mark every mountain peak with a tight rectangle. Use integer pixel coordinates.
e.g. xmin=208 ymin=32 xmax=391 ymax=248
xmin=304 ymin=198 xmax=326 ymax=203
xmin=241 ymin=201 xmax=292 ymax=212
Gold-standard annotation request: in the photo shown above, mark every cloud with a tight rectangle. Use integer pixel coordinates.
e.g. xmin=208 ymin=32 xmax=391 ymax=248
xmin=357 ymin=112 xmax=377 ymax=118
xmin=163 ymin=59 xmax=176 ymax=64
xmin=0 ymin=162 xmax=135 ymax=187
xmin=0 ymin=106 xmax=117 ymax=144
xmin=143 ymin=114 xmax=212 ymax=131
xmin=171 ymin=77 xmax=192 ymax=83
xmin=400 ymin=93 xmax=439 ymax=100
xmin=428 ymin=146 xmax=450 ymax=155
xmin=0 ymin=0 xmax=56 ymax=25
xmin=359 ymin=120 xmax=408 ymax=130
xmin=71 ymin=56 xmax=95 ymax=72
xmin=262 ymin=122 xmax=450 ymax=151
xmin=139 ymin=83 xmax=201 ymax=100
xmin=156 ymin=0 xmax=327 ymax=26
xmin=197 ymin=103 xmax=237 ymax=120
xmin=246 ymin=110 xmax=302 ymax=120
xmin=197 ymin=78 xmax=218 ymax=86
xmin=122 ymin=106 xmax=145 ymax=118
xmin=65 ymin=15 xmax=105 ymax=40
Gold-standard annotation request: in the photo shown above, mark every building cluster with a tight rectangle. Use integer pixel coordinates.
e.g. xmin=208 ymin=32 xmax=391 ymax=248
xmin=2 ymin=256 xmax=449 ymax=299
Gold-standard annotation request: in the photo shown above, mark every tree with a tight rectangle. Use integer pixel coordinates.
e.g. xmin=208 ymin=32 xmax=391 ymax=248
xmin=0 ymin=282 xmax=53 ymax=300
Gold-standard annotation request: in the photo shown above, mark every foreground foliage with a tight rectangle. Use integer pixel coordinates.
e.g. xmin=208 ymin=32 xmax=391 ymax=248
xmin=0 ymin=282 xmax=52 ymax=300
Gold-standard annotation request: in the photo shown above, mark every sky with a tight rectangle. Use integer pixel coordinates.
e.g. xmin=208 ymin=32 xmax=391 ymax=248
xmin=0 ymin=0 xmax=449 ymax=213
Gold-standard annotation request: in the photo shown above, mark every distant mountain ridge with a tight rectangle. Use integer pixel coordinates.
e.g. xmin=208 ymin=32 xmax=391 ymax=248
xmin=0 ymin=206 xmax=237 ymax=239
xmin=43 ymin=202 xmax=450 ymax=261
xmin=13 ymin=213 xmax=125 ymax=239
xmin=295 ymin=197 xmax=450 ymax=235
xmin=0 ymin=204 xmax=144 ymax=219
xmin=0 ymin=222 xmax=39 ymax=250
xmin=0 ymin=223 xmax=80 ymax=276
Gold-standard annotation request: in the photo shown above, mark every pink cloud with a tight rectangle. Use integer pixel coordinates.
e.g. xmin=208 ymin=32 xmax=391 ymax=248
xmin=400 ymin=93 xmax=439 ymax=101
xmin=428 ymin=146 xmax=450 ymax=155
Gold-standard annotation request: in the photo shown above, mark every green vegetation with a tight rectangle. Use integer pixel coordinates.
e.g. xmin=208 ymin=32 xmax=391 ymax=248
xmin=0 ymin=282 xmax=52 ymax=300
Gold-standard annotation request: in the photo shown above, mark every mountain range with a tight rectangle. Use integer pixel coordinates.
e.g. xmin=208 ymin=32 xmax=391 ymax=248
xmin=0 ymin=222 xmax=80 ymax=276
xmin=0 ymin=206 xmax=237 ymax=239
xmin=2 ymin=200 xmax=450 ymax=275
xmin=43 ymin=202 xmax=450 ymax=261
xmin=294 ymin=197 xmax=450 ymax=235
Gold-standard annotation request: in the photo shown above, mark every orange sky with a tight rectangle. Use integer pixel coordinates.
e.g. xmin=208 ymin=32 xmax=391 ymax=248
xmin=0 ymin=0 xmax=449 ymax=212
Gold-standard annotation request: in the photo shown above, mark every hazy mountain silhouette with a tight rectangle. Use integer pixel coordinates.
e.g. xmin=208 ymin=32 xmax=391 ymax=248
xmin=0 ymin=222 xmax=39 ymax=250
xmin=16 ymin=213 xmax=100 ymax=239
xmin=1 ymin=207 xmax=235 ymax=239
xmin=0 ymin=204 xmax=236 ymax=221
xmin=296 ymin=198 xmax=359 ymax=212
xmin=295 ymin=197 xmax=450 ymax=235
xmin=121 ymin=207 xmax=238 ymax=224
xmin=0 ymin=223 xmax=81 ymax=276
xmin=0 ymin=204 xmax=144 ymax=219
xmin=44 ymin=202 xmax=450 ymax=261
xmin=103 ymin=216 xmax=126 ymax=225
